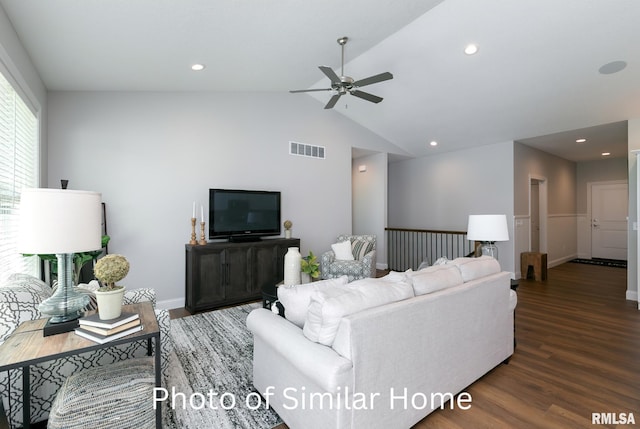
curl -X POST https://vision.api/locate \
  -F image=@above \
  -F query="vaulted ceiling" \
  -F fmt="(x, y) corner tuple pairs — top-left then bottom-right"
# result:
(1, 0), (638, 161)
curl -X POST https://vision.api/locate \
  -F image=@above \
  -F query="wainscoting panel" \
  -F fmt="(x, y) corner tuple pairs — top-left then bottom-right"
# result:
(547, 214), (578, 267)
(577, 214), (590, 258)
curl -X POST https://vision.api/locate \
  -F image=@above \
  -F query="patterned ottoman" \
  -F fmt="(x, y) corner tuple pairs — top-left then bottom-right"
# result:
(48, 358), (156, 429)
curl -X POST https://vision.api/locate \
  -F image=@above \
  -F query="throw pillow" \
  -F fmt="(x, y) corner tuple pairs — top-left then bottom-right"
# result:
(331, 241), (354, 261)
(408, 265), (463, 295)
(351, 238), (374, 260)
(303, 277), (414, 346)
(277, 276), (349, 328)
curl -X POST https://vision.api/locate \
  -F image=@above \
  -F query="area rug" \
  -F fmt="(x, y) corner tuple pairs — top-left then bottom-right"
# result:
(569, 258), (627, 268)
(163, 302), (282, 429)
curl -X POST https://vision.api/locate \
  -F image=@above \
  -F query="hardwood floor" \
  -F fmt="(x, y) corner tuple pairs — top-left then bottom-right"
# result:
(171, 263), (640, 428)
(415, 262), (639, 429)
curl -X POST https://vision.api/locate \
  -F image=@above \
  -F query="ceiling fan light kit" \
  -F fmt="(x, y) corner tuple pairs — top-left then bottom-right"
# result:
(290, 36), (393, 109)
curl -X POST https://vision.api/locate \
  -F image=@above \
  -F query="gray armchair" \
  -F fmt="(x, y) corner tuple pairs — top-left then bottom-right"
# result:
(320, 234), (376, 282)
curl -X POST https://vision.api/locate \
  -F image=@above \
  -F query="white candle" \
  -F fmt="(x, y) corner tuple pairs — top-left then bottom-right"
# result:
(192, 202), (195, 219)
(201, 205), (204, 223)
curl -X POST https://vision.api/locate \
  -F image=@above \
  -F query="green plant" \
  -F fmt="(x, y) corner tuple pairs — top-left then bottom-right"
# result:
(24, 235), (110, 285)
(301, 251), (320, 279)
(93, 254), (129, 291)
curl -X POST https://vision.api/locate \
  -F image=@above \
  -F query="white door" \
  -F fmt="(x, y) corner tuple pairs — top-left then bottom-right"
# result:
(591, 183), (628, 260)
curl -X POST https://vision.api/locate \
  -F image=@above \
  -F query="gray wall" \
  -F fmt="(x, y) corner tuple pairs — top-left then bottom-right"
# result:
(47, 91), (405, 308)
(576, 157), (627, 213)
(513, 143), (577, 269)
(388, 141), (515, 275)
(352, 152), (388, 269)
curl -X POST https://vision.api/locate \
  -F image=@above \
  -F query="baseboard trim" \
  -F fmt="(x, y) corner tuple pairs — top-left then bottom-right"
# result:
(158, 297), (184, 311)
(548, 254), (577, 269)
(625, 290), (638, 303)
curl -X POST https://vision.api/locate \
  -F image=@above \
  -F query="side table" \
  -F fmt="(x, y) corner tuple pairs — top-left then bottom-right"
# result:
(0, 302), (162, 429)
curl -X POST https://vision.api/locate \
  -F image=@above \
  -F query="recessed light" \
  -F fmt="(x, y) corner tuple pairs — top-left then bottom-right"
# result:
(576, 138), (586, 143)
(191, 64), (206, 71)
(429, 141), (438, 147)
(602, 152), (611, 156)
(464, 44), (479, 55)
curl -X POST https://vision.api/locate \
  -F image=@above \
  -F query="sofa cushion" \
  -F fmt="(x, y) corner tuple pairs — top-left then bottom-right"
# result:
(331, 240), (354, 261)
(449, 256), (501, 282)
(408, 265), (463, 295)
(303, 278), (414, 346)
(277, 276), (349, 328)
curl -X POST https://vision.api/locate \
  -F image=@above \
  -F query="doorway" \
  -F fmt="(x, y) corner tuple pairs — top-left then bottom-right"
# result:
(529, 176), (547, 253)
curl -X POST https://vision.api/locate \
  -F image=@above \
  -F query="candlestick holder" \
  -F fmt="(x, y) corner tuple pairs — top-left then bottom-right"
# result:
(189, 218), (197, 245)
(199, 221), (207, 245)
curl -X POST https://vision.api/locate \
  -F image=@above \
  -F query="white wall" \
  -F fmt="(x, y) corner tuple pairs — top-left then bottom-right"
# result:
(628, 119), (640, 304)
(352, 152), (388, 269)
(47, 91), (405, 309)
(388, 141), (515, 276)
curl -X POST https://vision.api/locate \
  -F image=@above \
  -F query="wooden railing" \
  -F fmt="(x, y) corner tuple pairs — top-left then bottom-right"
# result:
(386, 227), (476, 271)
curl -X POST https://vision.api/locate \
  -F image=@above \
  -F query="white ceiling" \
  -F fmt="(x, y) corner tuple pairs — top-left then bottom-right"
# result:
(1, 0), (639, 161)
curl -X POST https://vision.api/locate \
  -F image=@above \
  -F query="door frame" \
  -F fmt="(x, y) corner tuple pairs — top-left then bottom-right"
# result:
(529, 175), (548, 253)
(586, 179), (628, 259)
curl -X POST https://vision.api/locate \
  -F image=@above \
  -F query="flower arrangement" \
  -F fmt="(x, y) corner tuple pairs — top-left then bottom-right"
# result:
(301, 251), (320, 279)
(94, 254), (129, 291)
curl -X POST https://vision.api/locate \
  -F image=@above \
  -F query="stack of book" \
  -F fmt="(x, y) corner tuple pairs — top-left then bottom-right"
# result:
(75, 312), (142, 344)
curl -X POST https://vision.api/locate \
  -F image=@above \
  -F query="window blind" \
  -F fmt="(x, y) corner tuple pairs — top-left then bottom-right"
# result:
(0, 69), (39, 282)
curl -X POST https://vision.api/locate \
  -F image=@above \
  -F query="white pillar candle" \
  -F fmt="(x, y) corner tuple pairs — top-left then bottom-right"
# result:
(201, 205), (204, 223)
(192, 202), (195, 218)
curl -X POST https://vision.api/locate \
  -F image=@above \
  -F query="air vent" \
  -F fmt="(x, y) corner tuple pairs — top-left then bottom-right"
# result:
(289, 141), (325, 159)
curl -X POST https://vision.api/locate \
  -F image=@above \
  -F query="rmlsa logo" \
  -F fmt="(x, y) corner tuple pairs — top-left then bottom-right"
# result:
(592, 412), (635, 425)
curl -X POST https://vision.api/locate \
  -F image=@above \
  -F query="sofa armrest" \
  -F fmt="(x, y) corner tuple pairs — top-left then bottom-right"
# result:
(320, 250), (336, 279)
(247, 308), (352, 393)
(361, 250), (377, 278)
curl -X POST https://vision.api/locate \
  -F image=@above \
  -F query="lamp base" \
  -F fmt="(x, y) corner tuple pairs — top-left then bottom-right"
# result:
(480, 241), (498, 259)
(43, 317), (80, 337)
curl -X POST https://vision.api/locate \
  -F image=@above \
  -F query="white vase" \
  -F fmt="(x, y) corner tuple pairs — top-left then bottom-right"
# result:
(95, 287), (125, 320)
(283, 247), (301, 286)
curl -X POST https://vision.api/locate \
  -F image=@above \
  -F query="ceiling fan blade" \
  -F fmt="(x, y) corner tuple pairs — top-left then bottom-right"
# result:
(324, 93), (342, 109)
(289, 88), (332, 93)
(350, 90), (383, 104)
(353, 72), (393, 88)
(319, 66), (341, 84)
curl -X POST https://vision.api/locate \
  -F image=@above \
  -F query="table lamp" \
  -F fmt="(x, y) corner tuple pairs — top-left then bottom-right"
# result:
(466, 214), (509, 260)
(18, 188), (102, 336)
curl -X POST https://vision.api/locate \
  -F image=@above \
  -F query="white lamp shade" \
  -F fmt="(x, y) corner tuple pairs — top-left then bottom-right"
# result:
(466, 214), (509, 242)
(18, 188), (102, 254)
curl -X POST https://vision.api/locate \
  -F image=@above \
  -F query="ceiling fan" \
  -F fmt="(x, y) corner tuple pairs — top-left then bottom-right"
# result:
(289, 36), (393, 109)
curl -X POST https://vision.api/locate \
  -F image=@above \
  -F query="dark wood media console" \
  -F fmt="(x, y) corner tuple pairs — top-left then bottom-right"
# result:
(185, 237), (300, 313)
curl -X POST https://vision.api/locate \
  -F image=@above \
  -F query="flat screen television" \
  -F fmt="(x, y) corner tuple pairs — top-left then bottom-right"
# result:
(209, 189), (281, 241)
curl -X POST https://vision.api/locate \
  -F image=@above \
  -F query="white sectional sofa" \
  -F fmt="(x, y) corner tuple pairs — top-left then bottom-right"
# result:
(247, 256), (516, 429)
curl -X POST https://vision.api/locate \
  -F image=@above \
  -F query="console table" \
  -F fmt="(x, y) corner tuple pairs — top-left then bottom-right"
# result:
(185, 237), (300, 313)
(0, 302), (162, 429)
